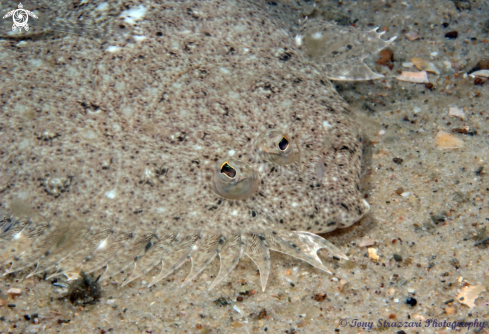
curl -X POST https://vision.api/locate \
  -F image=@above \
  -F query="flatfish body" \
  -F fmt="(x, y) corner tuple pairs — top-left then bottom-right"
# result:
(0, 0), (393, 291)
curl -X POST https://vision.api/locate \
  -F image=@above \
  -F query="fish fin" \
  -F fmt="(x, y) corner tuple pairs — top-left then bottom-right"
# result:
(103, 232), (155, 279)
(208, 234), (244, 291)
(121, 234), (178, 287)
(298, 20), (396, 81)
(243, 233), (271, 292)
(266, 230), (347, 273)
(182, 234), (222, 287)
(149, 233), (200, 286)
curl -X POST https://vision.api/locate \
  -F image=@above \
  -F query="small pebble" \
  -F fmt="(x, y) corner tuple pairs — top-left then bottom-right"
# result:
(367, 248), (380, 261)
(7, 288), (21, 296)
(393, 158), (403, 165)
(435, 130), (464, 149)
(393, 254), (403, 262)
(405, 31), (419, 40)
(359, 237), (375, 247)
(445, 31), (458, 39)
(396, 71), (429, 83)
(411, 58), (440, 74)
(405, 297), (417, 306)
(448, 106), (465, 119)
(395, 187), (404, 195)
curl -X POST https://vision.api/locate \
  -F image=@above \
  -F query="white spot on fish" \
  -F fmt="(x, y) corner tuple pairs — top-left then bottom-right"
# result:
(105, 189), (116, 199)
(120, 5), (147, 25)
(96, 238), (108, 250)
(294, 34), (303, 46)
(106, 46), (121, 53)
(323, 121), (332, 130)
(312, 31), (322, 39)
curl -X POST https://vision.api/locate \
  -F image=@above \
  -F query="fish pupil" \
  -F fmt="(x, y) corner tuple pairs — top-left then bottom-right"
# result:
(278, 136), (289, 151)
(220, 162), (237, 179)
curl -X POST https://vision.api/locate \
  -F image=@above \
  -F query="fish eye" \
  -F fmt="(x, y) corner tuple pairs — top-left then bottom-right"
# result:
(255, 130), (300, 165)
(212, 158), (259, 200)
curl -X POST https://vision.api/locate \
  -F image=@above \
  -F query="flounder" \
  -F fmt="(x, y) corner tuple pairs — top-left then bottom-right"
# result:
(0, 0), (394, 293)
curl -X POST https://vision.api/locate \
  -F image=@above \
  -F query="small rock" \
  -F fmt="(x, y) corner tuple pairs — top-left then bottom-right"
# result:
(313, 293), (327, 302)
(359, 237), (375, 247)
(396, 71), (429, 83)
(411, 58), (440, 74)
(435, 130), (464, 149)
(445, 31), (458, 39)
(393, 158), (403, 165)
(450, 258), (460, 269)
(424, 83), (434, 90)
(395, 187), (405, 196)
(7, 288), (21, 296)
(367, 247), (380, 261)
(457, 285), (486, 308)
(214, 297), (229, 307)
(405, 31), (419, 40)
(258, 308), (267, 319)
(393, 254), (403, 262)
(452, 127), (477, 135)
(376, 49), (395, 69)
(405, 297), (417, 306)
(448, 107), (465, 119)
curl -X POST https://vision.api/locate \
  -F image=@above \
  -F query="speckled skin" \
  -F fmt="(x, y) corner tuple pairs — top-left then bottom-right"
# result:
(0, 0), (374, 292)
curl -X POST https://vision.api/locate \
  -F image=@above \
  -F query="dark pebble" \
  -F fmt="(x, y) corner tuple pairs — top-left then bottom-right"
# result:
(452, 127), (477, 135)
(213, 297), (229, 306)
(445, 31), (459, 39)
(8, 304), (16, 307)
(393, 254), (403, 262)
(442, 22), (449, 28)
(405, 297), (417, 306)
(450, 258), (460, 268)
(237, 296), (244, 302)
(313, 293), (327, 302)
(396, 331), (407, 334)
(475, 166), (484, 175)
(393, 157), (403, 165)
(0, 316), (5, 321)
(258, 308), (267, 319)
(474, 77), (486, 86)
(425, 83), (434, 90)
(444, 298), (454, 304)
(24, 314), (31, 321)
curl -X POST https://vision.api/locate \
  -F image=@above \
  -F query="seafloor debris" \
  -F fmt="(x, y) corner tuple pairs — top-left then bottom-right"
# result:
(61, 271), (102, 306)
(470, 70), (489, 78)
(6, 288), (21, 296)
(411, 58), (440, 74)
(367, 247), (379, 261)
(396, 71), (429, 83)
(457, 285), (486, 308)
(448, 106), (465, 119)
(376, 49), (394, 69)
(435, 130), (464, 149)
(405, 31), (419, 40)
(359, 237), (375, 247)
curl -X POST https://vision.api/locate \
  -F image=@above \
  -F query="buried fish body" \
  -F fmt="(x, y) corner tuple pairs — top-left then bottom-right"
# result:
(0, 0), (394, 293)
